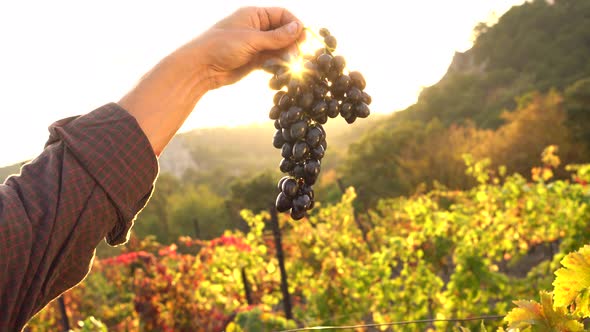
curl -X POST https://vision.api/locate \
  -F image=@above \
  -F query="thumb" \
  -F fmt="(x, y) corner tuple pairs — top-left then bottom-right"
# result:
(251, 21), (302, 51)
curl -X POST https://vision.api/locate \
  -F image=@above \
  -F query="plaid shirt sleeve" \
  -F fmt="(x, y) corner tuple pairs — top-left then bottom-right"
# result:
(0, 103), (159, 331)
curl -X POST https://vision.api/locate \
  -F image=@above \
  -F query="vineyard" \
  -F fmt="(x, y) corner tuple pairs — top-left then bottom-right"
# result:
(26, 149), (590, 331)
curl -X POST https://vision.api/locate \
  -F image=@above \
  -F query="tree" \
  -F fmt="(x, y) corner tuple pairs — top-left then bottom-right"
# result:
(133, 173), (180, 243)
(168, 185), (232, 240)
(564, 77), (590, 152)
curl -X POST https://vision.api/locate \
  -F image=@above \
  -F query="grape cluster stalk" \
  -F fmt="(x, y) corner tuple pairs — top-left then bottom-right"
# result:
(264, 28), (371, 220)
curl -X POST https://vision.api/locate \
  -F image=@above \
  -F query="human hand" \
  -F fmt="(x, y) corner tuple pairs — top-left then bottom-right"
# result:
(120, 7), (303, 156)
(174, 7), (304, 90)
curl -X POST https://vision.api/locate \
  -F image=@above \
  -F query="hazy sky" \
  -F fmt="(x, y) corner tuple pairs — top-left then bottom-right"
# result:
(0, 0), (526, 167)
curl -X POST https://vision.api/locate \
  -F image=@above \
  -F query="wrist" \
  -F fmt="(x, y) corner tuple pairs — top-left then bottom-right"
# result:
(172, 31), (225, 91)
(119, 52), (211, 156)
(158, 51), (211, 103)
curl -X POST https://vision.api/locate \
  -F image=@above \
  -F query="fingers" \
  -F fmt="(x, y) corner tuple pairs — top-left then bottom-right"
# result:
(256, 7), (300, 31)
(249, 21), (303, 52)
(253, 7), (305, 53)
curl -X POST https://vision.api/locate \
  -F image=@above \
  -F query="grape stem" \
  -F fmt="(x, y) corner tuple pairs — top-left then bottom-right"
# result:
(304, 27), (328, 47)
(294, 40), (303, 57)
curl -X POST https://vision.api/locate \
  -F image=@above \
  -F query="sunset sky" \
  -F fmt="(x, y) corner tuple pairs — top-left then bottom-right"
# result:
(0, 0), (526, 167)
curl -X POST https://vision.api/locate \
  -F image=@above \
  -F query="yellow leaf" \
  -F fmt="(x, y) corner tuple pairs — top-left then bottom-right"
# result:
(553, 245), (590, 317)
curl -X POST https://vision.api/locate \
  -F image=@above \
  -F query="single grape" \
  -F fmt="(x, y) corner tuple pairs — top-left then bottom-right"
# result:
(327, 99), (340, 118)
(273, 130), (285, 148)
(305, 126), (324, 147)
(281, 142), (293, 159)
(315, 114), (328, 124)
(311, 145), (325, 160)
(293, 194), (312, 210)
(279, 112), (290, 129)
(347, 87), (362, 103)
(335, 75), (351, 91)
(277, 176), (290, 191)
(274, 91), (287, 105)
(282, 127), (293, 142)
(361, 91), (372, 105)
(319, 27), (330, 37)
(315, 123), (326, 137)
(274, 119), (281, 129)
(340, 102), (353, 118)
(282, 178), (299, 198)
(324, 35), (337, 51)
(290, 121), (308, 140)
(292, 141), (310, 161)
(311, 100), (328, 117)
(292, 164), (305, 178)
(269, 105), (281, 120)
(278, 93), (293, 110)
(290, 206), (306, 220)
(303, 172), (318, 185)
(344, 115), (357, 124)
(275, 192), (293, 212)
(279, 158), (295, 173)
(349, 71), (367, 90)
(316, 53), (333, 73)
(286, 106), (303, 123)
(354, 102), (370, 118)
(304, 159), (321, 176)
(331, 56), (346, 73)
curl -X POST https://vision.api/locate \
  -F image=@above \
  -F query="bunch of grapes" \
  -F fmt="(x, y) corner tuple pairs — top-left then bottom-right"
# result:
(264, 28), (371, 220)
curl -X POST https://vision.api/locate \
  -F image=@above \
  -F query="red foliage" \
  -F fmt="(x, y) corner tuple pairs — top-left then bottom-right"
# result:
(574, 176), (588, 186)
(158, 243), (178, 257)
(100, 251), (154, 266)
(208, 235), (252, 252)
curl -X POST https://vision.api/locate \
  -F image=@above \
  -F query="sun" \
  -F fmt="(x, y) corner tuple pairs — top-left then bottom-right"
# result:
(287, 56), (306, 78)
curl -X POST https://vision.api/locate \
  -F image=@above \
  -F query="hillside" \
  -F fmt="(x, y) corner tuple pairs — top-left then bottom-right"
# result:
(343, 0), (590, 206)
(406, 0), (590, 128)
(0, 163), (22, 183)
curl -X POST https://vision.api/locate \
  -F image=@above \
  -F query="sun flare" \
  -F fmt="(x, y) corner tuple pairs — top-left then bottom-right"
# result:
(287, 56), (306, 78)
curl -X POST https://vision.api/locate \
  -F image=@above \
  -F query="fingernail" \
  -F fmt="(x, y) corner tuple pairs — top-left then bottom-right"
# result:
(286, 21), (299, 35)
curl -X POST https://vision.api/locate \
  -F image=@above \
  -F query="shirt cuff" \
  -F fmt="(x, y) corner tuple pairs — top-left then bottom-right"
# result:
(45, 103), (159, 245)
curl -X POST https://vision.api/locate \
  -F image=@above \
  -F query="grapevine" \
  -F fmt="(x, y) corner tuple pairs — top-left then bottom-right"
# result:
(264, 27), (372, 220)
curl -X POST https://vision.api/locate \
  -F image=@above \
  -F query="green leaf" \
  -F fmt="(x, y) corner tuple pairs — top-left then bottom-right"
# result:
(480, 321), (488, 332)
(553, 245), (590, 317)
(505, 291), (583, 332)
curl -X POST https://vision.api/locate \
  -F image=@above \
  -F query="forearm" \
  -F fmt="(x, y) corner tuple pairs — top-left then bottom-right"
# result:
(119, 52), (211, 156)
(0, 104), (157, 330)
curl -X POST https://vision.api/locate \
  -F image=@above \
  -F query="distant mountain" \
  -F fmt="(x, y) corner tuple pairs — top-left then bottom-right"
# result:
(342, 0), (590, 205)
(159, 114), (384, 179)
(0, 163), (22, 183)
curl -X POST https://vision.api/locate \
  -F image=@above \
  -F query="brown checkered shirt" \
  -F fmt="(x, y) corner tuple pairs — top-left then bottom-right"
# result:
(0, 103), (158, 331)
